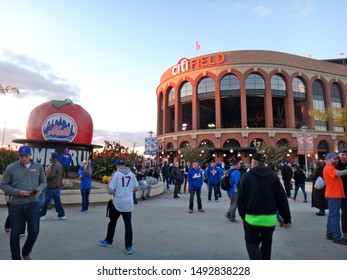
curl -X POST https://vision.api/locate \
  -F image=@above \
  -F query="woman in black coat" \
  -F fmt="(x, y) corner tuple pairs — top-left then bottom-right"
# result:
(311, 160), (328, 216)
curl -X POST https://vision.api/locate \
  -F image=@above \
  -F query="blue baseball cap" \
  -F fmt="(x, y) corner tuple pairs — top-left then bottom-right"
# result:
(18, 146), (32, 155)
(326, 153), (338, 160)
(115, 159), (125, 166)
(338, 149), (347, 154)
(51, 152), (59, 159)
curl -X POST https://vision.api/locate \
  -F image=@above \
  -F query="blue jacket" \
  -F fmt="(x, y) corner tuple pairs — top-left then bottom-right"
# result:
(228, 168), (241, 195)
(204, 166), (221, 184)
(60, 148), (72, 167)
(78, 166), (92, 190)
(188, 168), (203, 191)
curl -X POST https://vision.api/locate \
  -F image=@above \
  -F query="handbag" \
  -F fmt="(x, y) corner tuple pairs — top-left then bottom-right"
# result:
(314, 176), (325, 189)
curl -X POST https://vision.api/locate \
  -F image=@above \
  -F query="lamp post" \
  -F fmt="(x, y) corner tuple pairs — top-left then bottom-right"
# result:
(148, 130), (154, 167)
(301, 125), (308, 175)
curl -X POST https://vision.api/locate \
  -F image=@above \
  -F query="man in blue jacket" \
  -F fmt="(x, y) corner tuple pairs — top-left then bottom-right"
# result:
(226, 160), (241, 222)
(187, 161), (205, 213)
(60, 147), (72, 178)
(204, 161), (220, 202)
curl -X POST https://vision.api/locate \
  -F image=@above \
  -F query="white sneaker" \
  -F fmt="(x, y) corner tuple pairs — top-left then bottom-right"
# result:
(40, 216), (46, 221)
(57, 216), (66, 220)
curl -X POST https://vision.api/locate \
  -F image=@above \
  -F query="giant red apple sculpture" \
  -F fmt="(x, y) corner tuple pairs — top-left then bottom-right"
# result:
(26, 99), (93, 145)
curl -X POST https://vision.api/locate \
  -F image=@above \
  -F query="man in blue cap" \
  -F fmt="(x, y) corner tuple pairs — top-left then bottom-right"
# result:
(0, 145), (46, 260)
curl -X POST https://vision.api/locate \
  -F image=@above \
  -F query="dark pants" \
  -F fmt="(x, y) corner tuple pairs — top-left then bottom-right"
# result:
(105, 202), (133, 248)
(189, 189), (202, 210)
(40, 188), (65, 218)
(283, 180), (291, 198)
(9, 202), (40, 260)
(208, 183), (219, 201)
(243, 220), (275, 260)
(174, 180), (182, 197)
(63, 166), (70, 178)
(81, 189), (90, 211)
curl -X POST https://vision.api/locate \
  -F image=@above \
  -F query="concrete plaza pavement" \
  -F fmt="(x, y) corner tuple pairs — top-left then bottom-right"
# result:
(0, 182), (347, 260)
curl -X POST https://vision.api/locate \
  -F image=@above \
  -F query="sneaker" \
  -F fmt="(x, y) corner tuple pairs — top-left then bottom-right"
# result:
(57, 216), (66, 220)
(326, 234), (333, 240)
(188, 209), (193, 213)
(22, 254), (31, 260)
(98, 240), (112, 248)
(303, 200), (308, 203)
(5, 228), (10, 233)
(198, 208), (205, 213)
(40, 216), (46, 221)
(124, 247), (133, 254)
(333, 239), (347, 245)
(80, 210), (88, 213)
(20, 234), (26, 239)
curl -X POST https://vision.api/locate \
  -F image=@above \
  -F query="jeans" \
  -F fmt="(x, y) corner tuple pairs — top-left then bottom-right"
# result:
(189, 189), (202, 210)
(227, 193), (239, 220)
(141, 184), (152, 198)
(243, 220), (275, 260)
(105, 203), (133, 248)
(81, 189), (90, 211)
(174, 180), (182, 197)
(40, 188), (65, 218)
(326, 197), (342, 241)
(341, 198), (347, 235)
(162, 176), (170, 190)
(9, 202), (40, 259)
(208, 183), (219, 201)
(294, 183), (307, 200)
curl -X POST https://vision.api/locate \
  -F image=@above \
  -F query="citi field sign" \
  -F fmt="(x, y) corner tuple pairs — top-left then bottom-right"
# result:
(171, 53), (225, 76)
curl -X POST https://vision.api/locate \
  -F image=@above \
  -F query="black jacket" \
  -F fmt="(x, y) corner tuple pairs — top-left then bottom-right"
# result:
(238, 165), (291, 224)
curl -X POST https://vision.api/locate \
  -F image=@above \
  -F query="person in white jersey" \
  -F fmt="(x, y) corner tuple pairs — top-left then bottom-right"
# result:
(98, 158), (138, 254)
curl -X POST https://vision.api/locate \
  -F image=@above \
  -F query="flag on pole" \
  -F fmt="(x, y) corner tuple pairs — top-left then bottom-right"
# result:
(196, 41), (200, 51)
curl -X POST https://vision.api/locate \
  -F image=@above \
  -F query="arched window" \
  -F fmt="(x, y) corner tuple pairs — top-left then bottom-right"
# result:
(180, 141), (190, 149)
(197, 77), (215, 99)
(166, 142), (174, 150)
(292, 77), (306, 100)
(168, 87), (175, 106)
(271, 74), (287, 96)
(223, 139), (241, 149)
(180, 82), (192, 103)
(312, 80), (327, 131)
(199, 139), (215, 149)
(331, 83), (344, 132)
(220, 74), (240, 97)
(246, 73), (265, 95)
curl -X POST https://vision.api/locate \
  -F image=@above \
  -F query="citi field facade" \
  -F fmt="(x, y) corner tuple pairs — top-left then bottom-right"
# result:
(156, 50), (347, 165)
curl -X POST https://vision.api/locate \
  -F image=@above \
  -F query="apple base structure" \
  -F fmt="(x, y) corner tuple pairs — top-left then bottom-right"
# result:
(156, 50), (347, 166)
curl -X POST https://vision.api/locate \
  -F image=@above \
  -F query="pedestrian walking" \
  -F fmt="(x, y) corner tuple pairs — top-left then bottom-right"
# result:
(98, 159), (139, 254)
(237, 153), (291, 260)
(0, 145), (46, 260)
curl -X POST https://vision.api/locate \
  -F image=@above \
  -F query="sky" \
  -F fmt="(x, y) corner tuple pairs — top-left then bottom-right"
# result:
(0, 0), (346, 152)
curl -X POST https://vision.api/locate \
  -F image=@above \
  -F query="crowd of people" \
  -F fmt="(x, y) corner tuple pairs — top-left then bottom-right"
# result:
(1, 145), (347, 260)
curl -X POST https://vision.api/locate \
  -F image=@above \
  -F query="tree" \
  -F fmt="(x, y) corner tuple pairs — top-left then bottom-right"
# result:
(180, 146), (210, 164)
(91, 141), (144, 180)
(0, 85), (20, 94)
(255, 141), (291, 165)
(309, 107), (347, 136)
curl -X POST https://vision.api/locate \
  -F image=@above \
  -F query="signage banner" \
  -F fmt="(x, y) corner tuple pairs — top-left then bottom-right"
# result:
(144, 137), (157, 156)
(297, 133), (314, 155)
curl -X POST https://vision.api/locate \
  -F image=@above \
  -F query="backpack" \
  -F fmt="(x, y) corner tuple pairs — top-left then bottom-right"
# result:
(221, 169), (235, 191)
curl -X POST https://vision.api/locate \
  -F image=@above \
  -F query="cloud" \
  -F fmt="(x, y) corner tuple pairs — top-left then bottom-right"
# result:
(92, 129), (149, 151)
(249, 5), (273, 16)
(0, 48), (81, 100)
(282, 1), (315, 17)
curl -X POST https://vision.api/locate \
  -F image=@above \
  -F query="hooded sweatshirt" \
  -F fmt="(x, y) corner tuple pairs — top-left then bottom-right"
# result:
(237, 165), (291, 226)
(108, 166), (139, 212)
